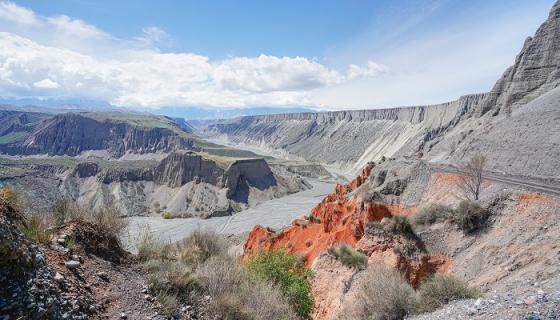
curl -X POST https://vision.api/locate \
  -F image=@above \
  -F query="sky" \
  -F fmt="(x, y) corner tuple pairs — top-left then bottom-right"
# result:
(0, 0), (555, 111)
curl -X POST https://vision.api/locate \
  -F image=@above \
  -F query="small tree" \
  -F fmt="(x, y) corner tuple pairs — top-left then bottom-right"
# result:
(457, 154), (486, 200)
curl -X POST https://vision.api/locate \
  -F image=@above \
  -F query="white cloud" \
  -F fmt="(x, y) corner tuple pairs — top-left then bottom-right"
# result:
(33, 78), (60, 89)
(0, 2), (385, 108)
(0, 1), (37, 25)
(346, 62), (388, 80)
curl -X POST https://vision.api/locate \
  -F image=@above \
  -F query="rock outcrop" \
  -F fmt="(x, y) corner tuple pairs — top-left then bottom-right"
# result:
(60, 152), (306, 218)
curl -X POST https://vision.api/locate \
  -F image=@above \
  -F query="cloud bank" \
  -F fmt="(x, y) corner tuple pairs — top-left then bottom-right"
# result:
(0, 1), (385, 108)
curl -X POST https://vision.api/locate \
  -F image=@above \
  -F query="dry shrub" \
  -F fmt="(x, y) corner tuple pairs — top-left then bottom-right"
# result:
(90, 206), (128, 239)
(0, 187), (23, 210)
(343, 263), (414, 320)
(177, 229), (226, 265)
(49, 198), (86, 226)
(21, 215), (50, 243)
(386, 216), (416, 237)
(451, 200), (489, 233)
(413, 274), (482, 313)
(157, 292), (179, 317)
(412, 204), (453, 226)
(197, 255), (297, 320)
(328, 244), (368, 269)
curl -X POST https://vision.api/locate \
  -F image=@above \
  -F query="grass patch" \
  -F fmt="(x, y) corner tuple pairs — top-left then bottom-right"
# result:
(162, 211), (175, 219)
(21, 215), (50, 244)
(0, 132), (27, 145)
(247, 250), (314, 319)
(413, 274), (482, 313)
(328, 244), (368, 270)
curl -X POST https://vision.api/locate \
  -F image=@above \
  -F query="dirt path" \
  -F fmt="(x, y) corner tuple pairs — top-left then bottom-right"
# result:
(433, 164), (560, 197)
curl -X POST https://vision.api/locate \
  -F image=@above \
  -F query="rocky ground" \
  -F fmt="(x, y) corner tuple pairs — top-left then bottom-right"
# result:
(0, 201), (210, 320)
(409, 278), (560, 320)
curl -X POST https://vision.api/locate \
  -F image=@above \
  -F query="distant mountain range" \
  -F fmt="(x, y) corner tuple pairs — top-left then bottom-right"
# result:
(0, 98), (316, 120)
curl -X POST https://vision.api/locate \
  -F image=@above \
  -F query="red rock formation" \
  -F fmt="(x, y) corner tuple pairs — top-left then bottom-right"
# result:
(244, 164), (448, 276)
(244, 164), (386, 264)
(244, 164), (452, 319)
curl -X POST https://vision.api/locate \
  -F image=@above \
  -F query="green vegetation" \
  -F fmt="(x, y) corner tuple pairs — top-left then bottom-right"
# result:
(161, 211), (175, 219)
(413, 274), (482, 313)
(328, 244), (368, 270)
(137, 230), (298, 319)
(84, 111), (191, 137)
(0, 132), (27, 145)
(342, 263), (414, 320)
(343, 263), (481, 319)
(247, 250), (314, 319)
(198, 255), (297, 320)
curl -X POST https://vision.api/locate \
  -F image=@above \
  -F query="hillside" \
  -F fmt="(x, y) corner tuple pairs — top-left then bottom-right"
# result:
(200, 1), (560, 180)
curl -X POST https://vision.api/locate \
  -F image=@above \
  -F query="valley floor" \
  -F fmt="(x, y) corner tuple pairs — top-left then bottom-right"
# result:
(122, 179), (336, 252)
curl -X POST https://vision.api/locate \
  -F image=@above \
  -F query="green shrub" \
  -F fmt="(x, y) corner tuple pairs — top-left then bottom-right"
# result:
(413, 204), (453, 226)
(162, 211), (174, 219)
(451, 200), (489, 233)
(247, 250), (314, 319)
(342, 263), (414, 320)
(328, 244), (368, 269)
(413, 274), (482, 313)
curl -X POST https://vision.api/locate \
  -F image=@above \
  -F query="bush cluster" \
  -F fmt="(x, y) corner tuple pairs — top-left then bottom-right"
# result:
(247, 250), (314, 319)
(413, 274), (482, 313)
(412, 204), (453, 226)
(413, 201), (490, 233)
(138, 229), (303, 319)
(342, 264), (414, 320)
(343, 265), (482, 319)
(328, 244), (368, 270)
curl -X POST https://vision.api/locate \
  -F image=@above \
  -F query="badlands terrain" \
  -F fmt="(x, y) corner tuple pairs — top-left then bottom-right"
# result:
(1, 1), (560, 320)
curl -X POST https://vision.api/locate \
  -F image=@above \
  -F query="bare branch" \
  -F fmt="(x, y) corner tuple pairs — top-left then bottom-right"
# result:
(456, 154), (486, 201)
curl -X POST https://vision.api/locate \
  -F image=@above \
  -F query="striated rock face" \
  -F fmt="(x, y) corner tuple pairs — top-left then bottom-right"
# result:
(154, 152), (224, 187)
(202, 1), (560, 179)
(60, 152), (305, 218)
(479, 1), (560, 115)
(1, 113), (196, 157)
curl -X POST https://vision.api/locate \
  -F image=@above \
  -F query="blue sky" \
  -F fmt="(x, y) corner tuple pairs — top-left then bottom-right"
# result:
(0, 0), (555, 110)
